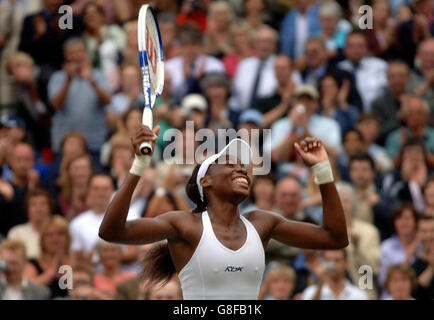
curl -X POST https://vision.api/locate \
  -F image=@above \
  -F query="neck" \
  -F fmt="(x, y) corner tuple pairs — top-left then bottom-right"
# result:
(207, 199), (239, 227)
(31, 220), (44, 233)
(328, 277), (345, 294)
(398, 233), (415, 245)
(256, 199), (273, 211)
(92, 207), (106, 215)
(103, 266), (119, 277)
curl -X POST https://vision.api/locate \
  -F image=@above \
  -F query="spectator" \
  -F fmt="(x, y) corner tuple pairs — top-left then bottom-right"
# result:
(222, 21), (254, 79)
(355, 114), (394, 174)
(394, 5), (431, 67)
(0, 240), (50, 300)
(93, 240), (136, 299)
(243, 0), (267, 32)
(122, 20), (139, 64)
(364, 0), (397, 59)
(410, 38), (434, 116)
(258, 264), (296, 300)
(107, 134), (134, 188)
(302, 249), (368, 300)
(7, 189), (53, 259)
(0, 115), (28, 176)
(105, 62), (143, 133)
(204, 1), (235, 58)
(24, 215), (73, 299)
(71, 0), (132, 25)
(424, 176), (434, 217)
(337, 30), (388, 112)
(292, 247), (322, 297)
(0, 143), (40, 237)
(69, 174), (115, 264)
(81, 2), (126, 91)
(202, 73), (232, 131)
(379, 203), (422, 286)
(180, 94), (208, 131)
(318, 75), (359, 134)
(269, 84), (342, 170)
(254, 54), (297, 129)
(412, 225), (434, 299)
(317, 1), (351, 58)
(385, 95), (434, 159)
(5, 52), (50, 151)
(140, 276), (183, 300)
(158, 13), (180, 61)
(348, 154), (381, 224)
(18, 0), (83, 72)
(46, 131), (89, 194)
(280, 0), (321, 60)
(56, 153), (93, 220)
(229, 25), (279, 114)
(241, 174), (276, 213)
(144, 164), (190, 218)
(371, 60), (411, 144)
(382, 138), (432, 215)
(336, 181), (381, 299)
(337, 128), (366, 182)
(176, 0), (208, 32)
(265, 176), (305, 265)
(165, 24), (225, 100)
(384, 263), (417, 300)
(48, 37), (112, 157)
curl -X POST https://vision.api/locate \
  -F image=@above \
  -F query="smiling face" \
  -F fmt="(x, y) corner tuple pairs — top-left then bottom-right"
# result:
(202, 155), (251, 203)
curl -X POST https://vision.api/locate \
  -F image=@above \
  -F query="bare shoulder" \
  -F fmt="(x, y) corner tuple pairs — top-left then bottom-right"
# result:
(155, 210), (203, 239)
(243, 209), (282, 241)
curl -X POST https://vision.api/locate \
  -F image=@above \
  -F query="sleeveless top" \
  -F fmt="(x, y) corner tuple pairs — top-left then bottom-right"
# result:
(178, 211), (265, 300)
(28, 258), (69, 299)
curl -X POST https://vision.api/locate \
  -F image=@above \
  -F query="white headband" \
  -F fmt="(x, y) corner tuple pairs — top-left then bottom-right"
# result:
(196, 138), (252, 202)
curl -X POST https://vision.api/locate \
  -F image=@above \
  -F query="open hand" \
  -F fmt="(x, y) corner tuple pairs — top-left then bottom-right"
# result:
(294, 137), (329, 166)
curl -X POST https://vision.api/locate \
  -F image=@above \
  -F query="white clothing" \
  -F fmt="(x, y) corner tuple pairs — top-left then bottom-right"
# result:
(178, 211), (265, 300)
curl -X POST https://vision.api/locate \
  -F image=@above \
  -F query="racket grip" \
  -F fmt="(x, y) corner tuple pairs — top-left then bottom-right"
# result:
(140, 107), (153, 155)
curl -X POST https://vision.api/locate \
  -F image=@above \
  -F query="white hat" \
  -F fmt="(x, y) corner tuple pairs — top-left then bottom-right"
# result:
(181, 94), (208, 116)
(196, 138), (252, 202)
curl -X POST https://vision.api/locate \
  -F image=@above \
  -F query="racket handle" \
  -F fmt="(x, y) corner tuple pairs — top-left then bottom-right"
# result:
(140, 107), (153, 156)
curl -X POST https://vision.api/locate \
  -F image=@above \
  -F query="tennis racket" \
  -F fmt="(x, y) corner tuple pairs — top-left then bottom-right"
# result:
(137, 4), (165, 155)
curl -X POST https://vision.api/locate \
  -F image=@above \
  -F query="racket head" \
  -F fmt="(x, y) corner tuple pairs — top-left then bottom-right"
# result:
(138, 4), (165, 109)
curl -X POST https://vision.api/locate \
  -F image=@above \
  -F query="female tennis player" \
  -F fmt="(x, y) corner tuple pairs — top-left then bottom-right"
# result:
(99, 125), (348, 300)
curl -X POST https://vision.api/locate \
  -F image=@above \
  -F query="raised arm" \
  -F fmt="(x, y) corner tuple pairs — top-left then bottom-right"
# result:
(98, 125), (180, 245)
(269, 137), (348, 249)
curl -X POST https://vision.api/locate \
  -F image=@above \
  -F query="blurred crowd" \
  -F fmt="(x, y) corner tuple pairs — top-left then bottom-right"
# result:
(0, 0), (434, 300)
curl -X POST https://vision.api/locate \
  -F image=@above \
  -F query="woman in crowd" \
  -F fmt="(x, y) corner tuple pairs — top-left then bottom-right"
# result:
(424, 176), (434, 217)
(384, 263), (417, 300)
(7, 189), (53, 259)
(57, 154), (93, 220)
(24, 216), (74, 299)
(204, 1), (235, 58)
(379, 204), (421, 286)
(93, 240), (137, 299)
(258, 264), (297, 300)
(81, 2), (126, 90)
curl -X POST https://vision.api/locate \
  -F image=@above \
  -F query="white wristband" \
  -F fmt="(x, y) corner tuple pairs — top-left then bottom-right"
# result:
(312, 160), (334, 185)
(129, 155), (151, 176)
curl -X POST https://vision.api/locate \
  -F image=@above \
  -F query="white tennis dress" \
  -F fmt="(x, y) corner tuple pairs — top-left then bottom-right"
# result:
(178, 211), (265, 300)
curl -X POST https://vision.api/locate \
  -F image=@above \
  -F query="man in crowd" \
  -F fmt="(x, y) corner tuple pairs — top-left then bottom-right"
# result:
(0, 143), (40, 237)
(165, 24), (225, 101)
(69, 174), (115, 264)
(48, 37), (112, 158)
(0, 240), (50, 300)
(302, 249), (369, 300)
(337, 30), (388, 112)
(371, 60), (411, 144)
(229, 25), (279, 115)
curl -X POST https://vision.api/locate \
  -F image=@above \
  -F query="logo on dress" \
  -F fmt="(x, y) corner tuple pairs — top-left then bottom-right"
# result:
(225, 266), (244, 272)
